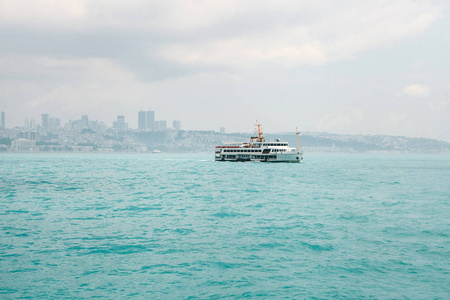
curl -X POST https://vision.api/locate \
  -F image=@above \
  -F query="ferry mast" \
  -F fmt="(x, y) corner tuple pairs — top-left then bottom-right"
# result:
(255, 121), (264, 142)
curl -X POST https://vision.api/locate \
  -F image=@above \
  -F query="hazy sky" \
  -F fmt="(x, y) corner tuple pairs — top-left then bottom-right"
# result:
(1, 0), (449, 140)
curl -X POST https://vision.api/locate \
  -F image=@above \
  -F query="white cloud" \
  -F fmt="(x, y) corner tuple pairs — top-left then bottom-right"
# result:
(316, 109), (363, 132)
(159, 39), (327, 68)
(157, 1), (442, 67)
(0, 1), (442, 67)
(401, 84), (431, 98)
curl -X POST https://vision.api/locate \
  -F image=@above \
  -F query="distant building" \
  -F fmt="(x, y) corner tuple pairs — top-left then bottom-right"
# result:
(153, 121), (160, 131)
(12, 138), (36, 151)
(49, 117), (60, 130)
(41, 113), (49, 129)
(70, 120), (82, 130)
(81, 115), (89, 128)
(147, 110), (155, 131)
(0, 111), (5, 129)
(19, 132), (40, 141)
(220, 127), (225, 134)
(173, 120), (181, 130)
(159, 120), (167, 131)
(113, 115), (128, 131)
(138, 110), (155, 131)
(138, 111), (147, 131)
(89, 120), (99, 131)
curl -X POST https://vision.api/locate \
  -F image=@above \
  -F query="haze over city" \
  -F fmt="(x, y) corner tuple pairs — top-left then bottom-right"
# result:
(1, 0), (449, 141)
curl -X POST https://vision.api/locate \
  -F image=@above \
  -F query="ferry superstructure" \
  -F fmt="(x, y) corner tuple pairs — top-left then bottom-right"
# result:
(215, 122), (303, 163)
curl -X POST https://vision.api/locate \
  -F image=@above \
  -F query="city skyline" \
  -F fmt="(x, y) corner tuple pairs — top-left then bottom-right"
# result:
(0, 110), (182, 132)
(1, 1), (449, 141)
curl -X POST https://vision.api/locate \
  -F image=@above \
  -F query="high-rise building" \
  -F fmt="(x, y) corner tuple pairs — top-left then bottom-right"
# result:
(153, 121), (160, 131)
(49, 117), (60, 130)
(81, 115), (89, 128)
(41, 113), (49, 129)
(159, 120), (167, 131)
(146, 110), (155, 131)
(113, 115), (128, 131)
(138, 109), (155, 131)
(0, 111), (5, 129)
(138, 111), (146, 131)
(220, 127), (225, 134)
(173, 120), (181, 130)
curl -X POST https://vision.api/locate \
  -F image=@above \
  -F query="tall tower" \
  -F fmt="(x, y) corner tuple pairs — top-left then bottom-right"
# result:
(138, 110), (146, 131)
(0, 111), (5, 129)
(146, 110), (155, 131)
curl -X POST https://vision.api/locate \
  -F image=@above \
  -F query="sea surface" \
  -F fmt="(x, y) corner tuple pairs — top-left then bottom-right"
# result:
(0, 153), (449, 299)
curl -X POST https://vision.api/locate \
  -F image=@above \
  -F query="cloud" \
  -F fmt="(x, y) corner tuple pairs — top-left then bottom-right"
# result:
(401, 84), (431, 98)
(156, 1), (442, 67)
(316, 109), (363, 132)
(0, 0), (87, 29)
(0, 1), (443, 69)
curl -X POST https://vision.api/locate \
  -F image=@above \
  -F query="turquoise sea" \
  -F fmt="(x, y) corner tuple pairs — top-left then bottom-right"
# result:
(1, 153), (449, 299)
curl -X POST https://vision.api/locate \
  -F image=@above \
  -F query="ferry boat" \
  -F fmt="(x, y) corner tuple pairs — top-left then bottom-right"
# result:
(215, 122), (303, 163)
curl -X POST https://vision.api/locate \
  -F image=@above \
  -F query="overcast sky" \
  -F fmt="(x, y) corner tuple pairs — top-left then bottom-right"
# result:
(1, 0), (449, 140)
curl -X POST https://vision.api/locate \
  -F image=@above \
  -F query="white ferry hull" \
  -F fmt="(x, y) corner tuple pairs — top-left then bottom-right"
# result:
(215, 151), (303, 163)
